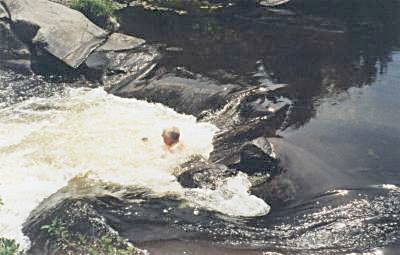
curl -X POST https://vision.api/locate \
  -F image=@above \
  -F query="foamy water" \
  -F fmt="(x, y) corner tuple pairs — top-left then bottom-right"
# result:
(0, 88), (270, 248)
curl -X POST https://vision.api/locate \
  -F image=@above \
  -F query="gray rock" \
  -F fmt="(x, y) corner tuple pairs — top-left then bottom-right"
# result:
(233, 137), (280, 176)
(97, 33), (145, 52)
(85, 44), (160, 84)
(258, 0), (290, 6)
(177, 157), (237, 189)
(1, 0), (108, 68)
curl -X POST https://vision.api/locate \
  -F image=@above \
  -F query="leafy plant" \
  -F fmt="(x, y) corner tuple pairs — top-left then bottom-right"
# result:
(41, 217), (142, 254)
(40, 218), (69, 241)
(0, 199), (21, 255)
(0, 238), (20, 255)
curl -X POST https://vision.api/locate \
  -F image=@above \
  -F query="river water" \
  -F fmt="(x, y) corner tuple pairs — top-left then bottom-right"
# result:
(1, 1), (400, 255)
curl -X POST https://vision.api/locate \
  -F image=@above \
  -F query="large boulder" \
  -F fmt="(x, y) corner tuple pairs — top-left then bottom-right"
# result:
(1, 0), (108, 68)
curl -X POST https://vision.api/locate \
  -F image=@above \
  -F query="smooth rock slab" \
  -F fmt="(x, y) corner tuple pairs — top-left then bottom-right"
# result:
(111, 74), (240, 116)
(1, 0), (108, 68)
(97, 32), (145, 52)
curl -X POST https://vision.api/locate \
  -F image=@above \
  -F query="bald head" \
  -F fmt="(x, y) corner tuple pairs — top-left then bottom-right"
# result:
(162, 127), (180, 147)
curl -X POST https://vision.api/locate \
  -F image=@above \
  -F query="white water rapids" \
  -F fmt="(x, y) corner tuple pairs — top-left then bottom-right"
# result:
(0, 87), (270, 248)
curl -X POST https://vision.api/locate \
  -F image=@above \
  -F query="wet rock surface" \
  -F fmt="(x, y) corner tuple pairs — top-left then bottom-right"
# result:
(24, 199), (111, 254)
(23, 181), (148, 255)
(111, 73), (240, 116)
(22, 183), (221, 253)
(177, 157), (237, 189)
(84, 44), (160, 84)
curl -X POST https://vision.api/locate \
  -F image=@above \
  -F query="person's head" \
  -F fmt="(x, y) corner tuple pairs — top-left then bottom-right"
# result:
(162, 127), (180, 147)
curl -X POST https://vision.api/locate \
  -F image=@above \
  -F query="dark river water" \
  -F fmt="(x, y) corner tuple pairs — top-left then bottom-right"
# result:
(1, 1), (400, 255)
(117, 2), (400, 254)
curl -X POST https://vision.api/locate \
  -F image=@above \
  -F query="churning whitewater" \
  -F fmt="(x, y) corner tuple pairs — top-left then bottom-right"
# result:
(0, 87), (270, 248)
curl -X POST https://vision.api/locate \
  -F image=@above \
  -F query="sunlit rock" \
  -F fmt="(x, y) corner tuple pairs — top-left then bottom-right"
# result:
(1, 0), (108, 68)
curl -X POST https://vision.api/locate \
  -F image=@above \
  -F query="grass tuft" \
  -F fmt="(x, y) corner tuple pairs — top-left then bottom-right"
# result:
(0, 238), (20, 255)
(70, 0), (118, 26)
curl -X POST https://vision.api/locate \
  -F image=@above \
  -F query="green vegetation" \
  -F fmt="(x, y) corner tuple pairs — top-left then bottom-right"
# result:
(0, 198), (21, 255)
(41, 218), (142, 255)
(0, 239), (20, 255)
(135, 0), (225, 14)
(70, 0), (119, 26)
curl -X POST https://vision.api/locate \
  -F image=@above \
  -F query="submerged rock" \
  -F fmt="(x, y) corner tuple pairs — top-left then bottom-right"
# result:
(1, 0), (108, 68)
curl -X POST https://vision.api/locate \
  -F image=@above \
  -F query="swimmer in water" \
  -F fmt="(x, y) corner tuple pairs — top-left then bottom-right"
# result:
(162, 127), (180, 146)
(162, 127), (183, 152)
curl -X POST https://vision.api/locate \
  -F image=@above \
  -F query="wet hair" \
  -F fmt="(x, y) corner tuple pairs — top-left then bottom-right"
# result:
(162, 127), (180, 146)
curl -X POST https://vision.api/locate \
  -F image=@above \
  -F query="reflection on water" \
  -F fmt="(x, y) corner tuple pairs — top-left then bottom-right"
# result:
(117, 0), (400, 192)
(118, 0), (400, 129)
(115, 2), (400, 254)
(276, 52), (400, 194)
